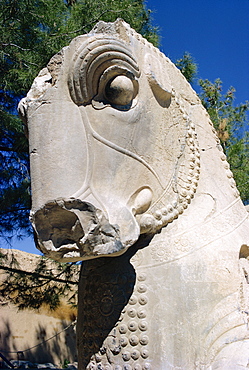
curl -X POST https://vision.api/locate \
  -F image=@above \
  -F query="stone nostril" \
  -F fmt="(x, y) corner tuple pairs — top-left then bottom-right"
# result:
(32, 201), (84, 249)
(31, 198), (125, 262)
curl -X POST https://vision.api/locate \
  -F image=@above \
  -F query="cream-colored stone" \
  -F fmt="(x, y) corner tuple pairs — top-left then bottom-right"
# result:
(19, 19), (249, 369)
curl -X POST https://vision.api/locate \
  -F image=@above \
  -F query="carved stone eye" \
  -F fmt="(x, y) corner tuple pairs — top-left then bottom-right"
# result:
(105, 75), (135, 106)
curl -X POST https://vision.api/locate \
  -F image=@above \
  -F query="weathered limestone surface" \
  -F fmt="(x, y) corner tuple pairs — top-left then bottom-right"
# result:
(19, 20), (249, 369)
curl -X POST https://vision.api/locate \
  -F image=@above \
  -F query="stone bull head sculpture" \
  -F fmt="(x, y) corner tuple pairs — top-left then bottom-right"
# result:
(19, 20), (249, 369)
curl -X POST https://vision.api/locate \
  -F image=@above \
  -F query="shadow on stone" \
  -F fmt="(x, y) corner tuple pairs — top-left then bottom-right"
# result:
(77, 234), (153, 368)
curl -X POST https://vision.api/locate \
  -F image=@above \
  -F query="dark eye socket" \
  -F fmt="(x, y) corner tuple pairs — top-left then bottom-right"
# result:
(104, 75), (135, 106)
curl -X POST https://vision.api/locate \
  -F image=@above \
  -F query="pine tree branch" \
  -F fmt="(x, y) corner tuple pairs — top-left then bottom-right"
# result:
(1, 51), (39, 67)
(0, 146), (17, 152)
(0, 208), (30, 214)
(50, 6), (132, 38)
(0, 265), (78, 285)
(1, 43), (31, 51)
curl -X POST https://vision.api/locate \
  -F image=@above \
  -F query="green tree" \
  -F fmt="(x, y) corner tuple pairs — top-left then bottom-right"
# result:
(176, 53), (249, 204)
(0, 249), (79, 310)
(199, 78), (249, 203)
(175, 52), (198, 85)
(0, 0), (159, 242)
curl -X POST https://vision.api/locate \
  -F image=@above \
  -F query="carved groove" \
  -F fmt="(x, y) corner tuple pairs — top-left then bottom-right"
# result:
(68, 37), (140, 105)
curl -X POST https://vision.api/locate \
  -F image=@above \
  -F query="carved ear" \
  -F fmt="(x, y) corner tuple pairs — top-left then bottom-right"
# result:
(145, 54), (172, 108)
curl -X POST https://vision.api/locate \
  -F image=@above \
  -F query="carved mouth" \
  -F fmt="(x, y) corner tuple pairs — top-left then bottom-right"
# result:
(31, 198), (125, 262)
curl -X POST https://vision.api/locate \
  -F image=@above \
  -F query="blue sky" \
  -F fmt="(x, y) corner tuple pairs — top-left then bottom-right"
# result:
(5, 0), (249, 255)
(147, 0), (249, 104)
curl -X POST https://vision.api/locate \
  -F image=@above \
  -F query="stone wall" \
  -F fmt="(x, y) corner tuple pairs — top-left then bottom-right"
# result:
(0, 249), (78, 366)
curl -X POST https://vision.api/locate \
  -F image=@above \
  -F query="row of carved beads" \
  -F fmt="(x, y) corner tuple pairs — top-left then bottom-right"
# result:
(86, 273), (150, 368)
(87, 363), (151, 370)
(219, 150), (240, 198)
(119, 273), (149, 349)
(119, 333), (149, 347)
(113, 273), (149, 365)
(139, 92), (200, 233)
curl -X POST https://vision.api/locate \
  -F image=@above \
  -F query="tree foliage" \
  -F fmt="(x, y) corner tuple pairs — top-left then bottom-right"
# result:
(199, 78), (249, 203)
(0, 0), (159, 241)
(175, 52), (198, 85)
(0, 249), (79, 310)
(177, 53), (249, 204)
